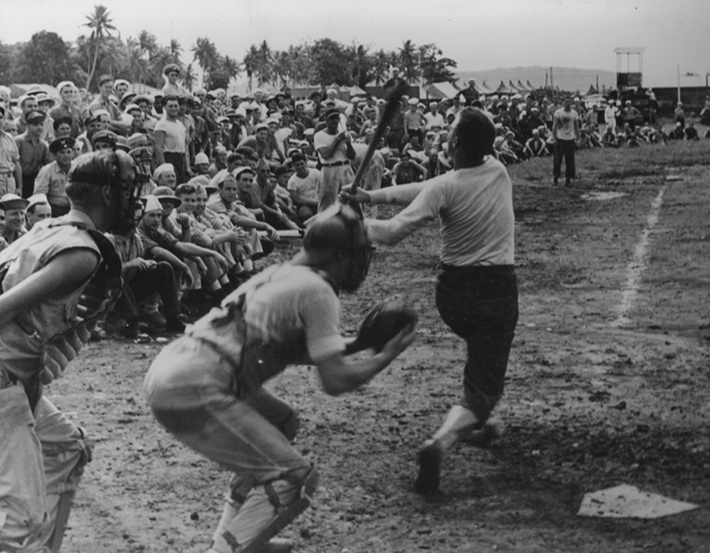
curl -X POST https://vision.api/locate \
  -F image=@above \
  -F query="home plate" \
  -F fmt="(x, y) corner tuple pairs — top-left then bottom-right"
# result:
(577, 484), (699, 519)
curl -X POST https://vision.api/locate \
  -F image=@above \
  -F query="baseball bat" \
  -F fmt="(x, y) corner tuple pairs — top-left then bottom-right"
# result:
(348, 80), (409, 195)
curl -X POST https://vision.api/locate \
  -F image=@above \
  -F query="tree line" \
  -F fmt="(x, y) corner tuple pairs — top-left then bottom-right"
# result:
(0, 5), (457, 93)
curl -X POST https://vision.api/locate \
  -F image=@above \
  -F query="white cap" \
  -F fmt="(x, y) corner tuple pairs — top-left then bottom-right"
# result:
(142, 195), (162, 213)
(194, 152), (209, 165)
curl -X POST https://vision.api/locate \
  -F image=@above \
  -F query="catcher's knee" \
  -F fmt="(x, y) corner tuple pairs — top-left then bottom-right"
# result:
(44, 427), (92, 495)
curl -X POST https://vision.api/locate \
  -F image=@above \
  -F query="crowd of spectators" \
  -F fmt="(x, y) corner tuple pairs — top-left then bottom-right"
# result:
(1, 68), (708, 337)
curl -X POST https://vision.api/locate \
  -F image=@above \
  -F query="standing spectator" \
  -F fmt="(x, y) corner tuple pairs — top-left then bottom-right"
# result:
(403, 98), (427, 145)
(604, 100), (619, 132)
(162, 64), (190, 98)
(0, 105), (22, 196)
(13, 95), (39, 135)
(50, 81), (83, 138)
(15, 111), (50, 198)
(424, 102), (445, 132)
(551, 97), (580, 187)
(85, 75), (129, 135)
(314, 108), (355, 211)
(34, 137), (75, 216)
(154, 96), (190, 185)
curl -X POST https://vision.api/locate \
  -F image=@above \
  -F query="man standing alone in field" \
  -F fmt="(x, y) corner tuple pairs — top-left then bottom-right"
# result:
(551, 97), (580, 187)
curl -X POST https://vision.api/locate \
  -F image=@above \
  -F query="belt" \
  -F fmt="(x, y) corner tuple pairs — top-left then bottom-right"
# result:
(322, 161), (349, 167)
(439, 263), (514, 273)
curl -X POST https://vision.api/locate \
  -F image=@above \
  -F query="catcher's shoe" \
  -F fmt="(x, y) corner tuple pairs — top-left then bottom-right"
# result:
(239, 468), (318, 553)
(459, 422), (500, 448)
(414, 440), (443, 496)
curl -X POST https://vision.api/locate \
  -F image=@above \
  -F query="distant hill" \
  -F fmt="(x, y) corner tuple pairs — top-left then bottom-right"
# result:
(456, 66), (616, 95)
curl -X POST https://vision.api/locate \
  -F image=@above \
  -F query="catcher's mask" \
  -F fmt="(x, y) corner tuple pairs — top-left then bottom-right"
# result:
(68, 150), (143, 234)
(303, 203), (372, 293)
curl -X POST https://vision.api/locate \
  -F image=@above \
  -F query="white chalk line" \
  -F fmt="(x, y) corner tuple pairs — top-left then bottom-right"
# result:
(610, 185), (667, 327)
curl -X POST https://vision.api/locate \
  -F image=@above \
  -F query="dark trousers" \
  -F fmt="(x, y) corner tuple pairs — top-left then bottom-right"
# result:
(553, 139), (576, 180)
(21, 173), (38, 198)
(118, 261), (180, 320)
(163, 152), (187, 185)
(435, 265), (519, 423)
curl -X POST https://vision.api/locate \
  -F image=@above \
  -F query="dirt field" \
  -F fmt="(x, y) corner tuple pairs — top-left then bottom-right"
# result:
(51, 139), (709, 553)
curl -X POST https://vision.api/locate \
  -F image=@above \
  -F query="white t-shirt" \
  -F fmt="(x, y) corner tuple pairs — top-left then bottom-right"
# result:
(154, 117), (186, 153)
(367, 156), (515, 267)
(553, 108), (579, 141)
(287, 168), (320, 202)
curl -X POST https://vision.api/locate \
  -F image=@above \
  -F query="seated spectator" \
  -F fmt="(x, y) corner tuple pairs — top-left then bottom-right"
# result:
(237, 163), (299, 230)
(524, 129), (550, 157)
(669, 122), (685, 140)
(392, 151), (427, 184)
(208, 146), (228, 178)
(684, 121), (699, 140)
(602, 126), (621, 148)
(272, 164), (300, 226)
(503, 131), (526, 160)
(493, 135), (518, 165)
(206, 169), (278, 256)
(193, 151), (210, 176)
(153, 163), (178, 190)
(138, 192), (230, 306)
(24, 193), (51, 231)
(287, 152), (319, 223)
(190, 183), (255, 285)
(108, 198), (186, 337)
(0, 194), (28, 244)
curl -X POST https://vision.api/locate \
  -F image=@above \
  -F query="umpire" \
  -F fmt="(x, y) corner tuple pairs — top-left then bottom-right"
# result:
(0, 150), (141, 552)
(344, 107), (519, 496)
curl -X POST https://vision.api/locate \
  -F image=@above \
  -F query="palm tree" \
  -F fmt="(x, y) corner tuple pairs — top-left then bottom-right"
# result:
(398, 39), (419, 82)
(372, 49), (390, 85)
(84, 4), (116, 90)
(138, 30), (157, 58)
(272, 50), (292, 89)
(351, 44), (371, 89)
(243, 44), (258, 92)
(125, 38), (151, 89)
(255, 40), (273, 86)
(169, 39), (182, 64)
(192, 37), (219, 87)
(183, 63), (196, 91)
(223, 56), (242, 82)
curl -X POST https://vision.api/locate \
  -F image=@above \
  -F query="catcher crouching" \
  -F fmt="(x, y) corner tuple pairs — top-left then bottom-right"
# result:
(0, 150), (141, 552)
(144, 204), (416, 553)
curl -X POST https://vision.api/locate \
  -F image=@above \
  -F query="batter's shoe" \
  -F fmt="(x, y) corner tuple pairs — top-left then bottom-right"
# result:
(414, 440), (443, 496)
(459, 422), (500, 448)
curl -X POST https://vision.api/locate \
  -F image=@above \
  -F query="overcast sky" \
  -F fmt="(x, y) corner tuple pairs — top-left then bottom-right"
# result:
(5, 0), (710, 87)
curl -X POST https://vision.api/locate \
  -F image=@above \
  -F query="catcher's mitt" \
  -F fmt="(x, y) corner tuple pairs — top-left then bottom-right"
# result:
(356, 299), (418, 352)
